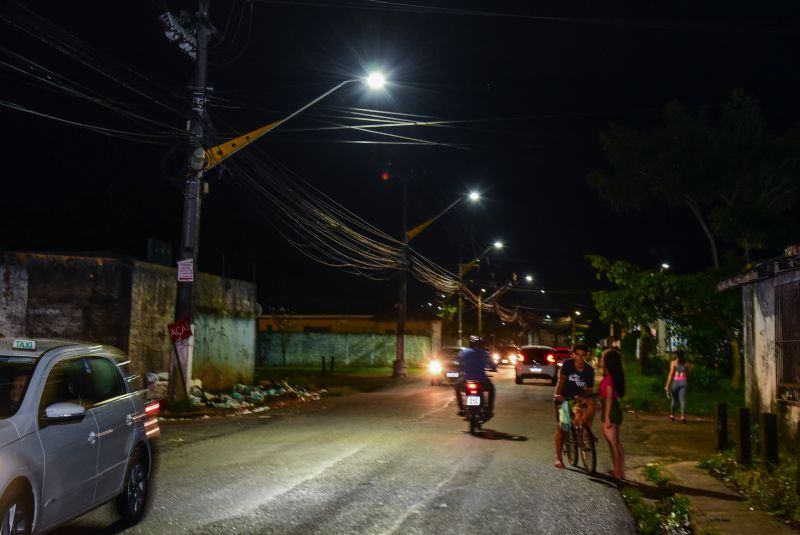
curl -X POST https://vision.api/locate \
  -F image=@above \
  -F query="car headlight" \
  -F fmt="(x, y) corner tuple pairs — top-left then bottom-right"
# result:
(428, 360), (442, 374)
(493, 353), (500, 362)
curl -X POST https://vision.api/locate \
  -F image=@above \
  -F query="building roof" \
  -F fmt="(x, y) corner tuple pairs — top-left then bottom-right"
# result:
(717, 252), (800, 291)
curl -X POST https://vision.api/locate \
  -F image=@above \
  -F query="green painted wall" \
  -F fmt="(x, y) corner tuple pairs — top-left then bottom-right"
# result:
(258, 332), (434, 367)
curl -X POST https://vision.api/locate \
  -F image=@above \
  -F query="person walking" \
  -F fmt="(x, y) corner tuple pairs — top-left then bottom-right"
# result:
(600, 348), (625, 480)
(665, 349), (689, 423)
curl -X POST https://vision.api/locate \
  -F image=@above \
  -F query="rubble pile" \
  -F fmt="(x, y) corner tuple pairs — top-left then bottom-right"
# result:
(145, 373), (323, 415)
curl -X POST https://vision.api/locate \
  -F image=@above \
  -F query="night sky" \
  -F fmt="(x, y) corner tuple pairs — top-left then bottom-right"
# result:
(2, 1), (799, 320)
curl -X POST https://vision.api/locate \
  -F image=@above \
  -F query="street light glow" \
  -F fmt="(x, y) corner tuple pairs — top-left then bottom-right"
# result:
(366, 72), (386, 89)
(493, 241), (503, 249)
(661, 262), (671, 270)
(575, 310), (582, 316)
(468, 191), (481, 202)
(525, 274), (533, 282)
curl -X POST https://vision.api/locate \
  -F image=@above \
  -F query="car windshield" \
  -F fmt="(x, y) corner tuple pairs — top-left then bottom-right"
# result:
(498, 346), (518, 356)
(0, 360), (37, 418)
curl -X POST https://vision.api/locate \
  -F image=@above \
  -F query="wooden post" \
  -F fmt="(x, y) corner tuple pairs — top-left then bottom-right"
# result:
(716, 402), (728, 451)
(330, 356), (335, 374)
(737, 407), (751, 466)
(762, 413), (779, 467)
(321, 356), (326, 375)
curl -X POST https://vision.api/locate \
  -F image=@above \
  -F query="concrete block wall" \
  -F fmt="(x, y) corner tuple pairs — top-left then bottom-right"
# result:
(258, 332), (433, 368)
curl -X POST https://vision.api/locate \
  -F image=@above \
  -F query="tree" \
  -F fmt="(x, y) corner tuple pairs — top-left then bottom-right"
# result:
(590, 90), (799, 267)
(588, 255), (743, 388)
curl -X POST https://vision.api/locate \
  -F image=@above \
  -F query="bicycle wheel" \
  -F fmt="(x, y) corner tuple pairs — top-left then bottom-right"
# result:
(578, 427), (597, 474)
(561, 428), (579, 466)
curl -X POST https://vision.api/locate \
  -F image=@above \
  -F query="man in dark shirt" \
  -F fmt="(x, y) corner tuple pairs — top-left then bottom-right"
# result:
(553, 344), (595, 468)
(455, 335), (497, 420)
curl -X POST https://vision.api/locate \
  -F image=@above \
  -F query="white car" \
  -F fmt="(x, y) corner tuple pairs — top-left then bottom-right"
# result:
(0, 339), (159, 534)
(514, 345), (559, 385)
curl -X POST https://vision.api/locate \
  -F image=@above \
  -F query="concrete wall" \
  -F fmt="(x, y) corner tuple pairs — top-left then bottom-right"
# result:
(0, 253), (132, 349)
(743, 269), (800, 438)
(194, 313), (256, 390)
(258, 332), (433, 367)
(258, 315), (439, 336)
(0, 253), (258, 391)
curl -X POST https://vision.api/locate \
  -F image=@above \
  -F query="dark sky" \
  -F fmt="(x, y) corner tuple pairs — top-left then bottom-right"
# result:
(2, 1), (800, 319)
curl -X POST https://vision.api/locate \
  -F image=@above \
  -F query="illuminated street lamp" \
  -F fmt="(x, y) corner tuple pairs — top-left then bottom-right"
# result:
(173, 69), (386, 398)
(396, 189), (481, 376)
(525, 274), (533, 283)
(458, 240), (504, 343)
(661, 262), (671, 270)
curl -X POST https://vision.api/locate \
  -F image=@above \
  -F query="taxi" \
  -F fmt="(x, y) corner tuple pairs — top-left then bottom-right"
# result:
(0, 339), (159, 533)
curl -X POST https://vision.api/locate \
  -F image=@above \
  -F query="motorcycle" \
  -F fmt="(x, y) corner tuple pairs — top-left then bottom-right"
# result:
(462, 379), (490, 435)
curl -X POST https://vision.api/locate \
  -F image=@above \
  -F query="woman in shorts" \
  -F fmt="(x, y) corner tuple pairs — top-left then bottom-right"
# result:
(600, 348), (625, 480)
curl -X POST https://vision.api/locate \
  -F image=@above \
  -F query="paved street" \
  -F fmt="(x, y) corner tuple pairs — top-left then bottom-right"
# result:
(60, 368), (634, 535)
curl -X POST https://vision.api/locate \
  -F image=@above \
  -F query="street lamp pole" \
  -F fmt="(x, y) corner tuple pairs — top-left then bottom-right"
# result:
(170, 0), (211, 401)
(394, 175), (409, 378)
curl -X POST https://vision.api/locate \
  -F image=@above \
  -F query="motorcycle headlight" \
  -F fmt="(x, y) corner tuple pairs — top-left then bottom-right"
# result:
(428, 360), (442, 374)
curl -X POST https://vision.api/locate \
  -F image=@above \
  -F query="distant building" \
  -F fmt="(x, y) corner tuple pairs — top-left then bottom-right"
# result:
(718, 246), (800, 436)
(0, 252), (257, 390)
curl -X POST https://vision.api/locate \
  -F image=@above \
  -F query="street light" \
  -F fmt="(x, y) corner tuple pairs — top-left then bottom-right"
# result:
(525, 274), (533, 283)
(172, 68), (386, 398)
(661, 262), (671, 270)
(458, 240), (504, 344)
(395, 190), (481, 377)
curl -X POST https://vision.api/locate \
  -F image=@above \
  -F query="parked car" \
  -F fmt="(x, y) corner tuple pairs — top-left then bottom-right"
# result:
(515, 345), (558, 385)
(0, 338), (160, 534)
(552, 347), (573, 367)
(491, 345), (521, 366)
(428, 346), (465, 386)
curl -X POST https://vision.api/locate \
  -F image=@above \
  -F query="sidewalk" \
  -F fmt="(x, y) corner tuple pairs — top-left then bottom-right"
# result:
(623, 412), (798, 534)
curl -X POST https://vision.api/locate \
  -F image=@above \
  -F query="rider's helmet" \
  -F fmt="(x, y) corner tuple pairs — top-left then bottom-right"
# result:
(468, 335), (485, 349)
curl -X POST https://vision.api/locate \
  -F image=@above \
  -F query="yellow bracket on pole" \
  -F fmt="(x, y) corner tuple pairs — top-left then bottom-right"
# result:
(203, 119), (283, 171)
(406, 218), (435, 241)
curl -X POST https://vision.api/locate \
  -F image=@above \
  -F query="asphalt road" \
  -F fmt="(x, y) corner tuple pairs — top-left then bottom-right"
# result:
(59, 367), (635, 535)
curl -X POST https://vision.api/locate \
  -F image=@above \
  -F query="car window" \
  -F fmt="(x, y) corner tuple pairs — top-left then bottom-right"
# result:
(39, 357), (90, 419)
(520, 347), (553, 362)
(0, 362), (36, 418)
(84, 357), (126, 403)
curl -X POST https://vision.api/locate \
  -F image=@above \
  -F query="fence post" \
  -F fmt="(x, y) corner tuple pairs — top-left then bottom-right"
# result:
(330, 356), (335, 375)
(716, 402), (728, 451)
(762, 413), (779, 468)
(737, 407), (751, 466)
(321, 356), (326, 375)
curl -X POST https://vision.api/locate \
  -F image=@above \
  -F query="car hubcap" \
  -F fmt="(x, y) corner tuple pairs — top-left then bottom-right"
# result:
(2, 502), (28, 535)
(127, 461), (146, 514)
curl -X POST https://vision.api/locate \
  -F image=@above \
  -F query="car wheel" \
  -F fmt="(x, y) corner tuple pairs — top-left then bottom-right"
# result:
(0, 489), (32, 535)
(515, 375), (522, 385)
(117, 450), (150, 525)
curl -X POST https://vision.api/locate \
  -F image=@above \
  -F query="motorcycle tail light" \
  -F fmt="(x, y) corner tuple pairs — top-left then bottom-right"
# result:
(466, 382), (479, 392)
(546, 354), (555, 363)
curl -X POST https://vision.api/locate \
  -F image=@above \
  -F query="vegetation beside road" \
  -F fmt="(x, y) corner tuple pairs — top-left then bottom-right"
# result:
(254, 366), (423, 396)
(700, 450), (800, 527)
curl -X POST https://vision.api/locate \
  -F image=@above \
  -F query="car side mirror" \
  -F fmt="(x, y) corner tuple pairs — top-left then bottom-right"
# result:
(44, 401), (86, 423)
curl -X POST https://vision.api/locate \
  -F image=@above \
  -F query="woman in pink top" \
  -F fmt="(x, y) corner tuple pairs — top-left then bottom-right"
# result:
(600, 349), (626, 480)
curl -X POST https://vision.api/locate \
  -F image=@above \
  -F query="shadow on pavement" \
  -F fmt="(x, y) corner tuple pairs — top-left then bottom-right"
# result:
(464, 429), (528, 441)
(56, 519), (127, 534)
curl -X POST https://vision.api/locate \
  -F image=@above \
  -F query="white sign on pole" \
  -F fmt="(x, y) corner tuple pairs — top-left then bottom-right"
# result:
(177, 259), (194, 282)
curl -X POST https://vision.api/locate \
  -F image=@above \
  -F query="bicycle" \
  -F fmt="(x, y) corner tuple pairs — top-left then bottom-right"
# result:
(559, 395), (597, 475)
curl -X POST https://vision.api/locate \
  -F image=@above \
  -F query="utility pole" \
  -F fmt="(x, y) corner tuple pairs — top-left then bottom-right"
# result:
(169, 0), (212, 400)
(393, 174), (409, 377)
(457, 262), (463, 347)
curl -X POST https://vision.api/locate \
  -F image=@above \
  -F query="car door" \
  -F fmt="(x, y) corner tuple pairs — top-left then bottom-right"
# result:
(87, 355), (137, 502)
(36, 357), (99, 531)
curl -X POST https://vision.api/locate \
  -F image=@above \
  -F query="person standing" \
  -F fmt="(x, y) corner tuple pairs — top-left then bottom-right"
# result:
(553, 344), (595, 468)
(600, 348), (625, 480)
(665, 349), (689, 423)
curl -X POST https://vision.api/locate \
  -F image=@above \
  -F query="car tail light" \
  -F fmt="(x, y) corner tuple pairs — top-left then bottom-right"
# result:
(518, 355), (525, 363)
(145, 400), (161, 415)
(546, 354), (555, 363)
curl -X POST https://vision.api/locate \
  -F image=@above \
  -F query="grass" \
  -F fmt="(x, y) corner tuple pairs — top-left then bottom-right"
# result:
(642, 463), (671, 488)
(254, 366), (423, 396)
(620, 486), (692, 535)
(623, 362), (744, 417)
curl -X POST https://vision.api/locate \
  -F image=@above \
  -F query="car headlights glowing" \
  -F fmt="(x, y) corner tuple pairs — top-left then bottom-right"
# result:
(428, 360), (442, 374)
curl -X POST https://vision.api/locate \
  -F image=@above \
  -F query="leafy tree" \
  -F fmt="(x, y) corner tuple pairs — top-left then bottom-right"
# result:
(590, 90), (799, 267)
(588, 255), (742, 388)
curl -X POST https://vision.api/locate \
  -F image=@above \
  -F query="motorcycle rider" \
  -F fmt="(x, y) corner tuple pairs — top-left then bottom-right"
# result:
(455, 335), (497, 421)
